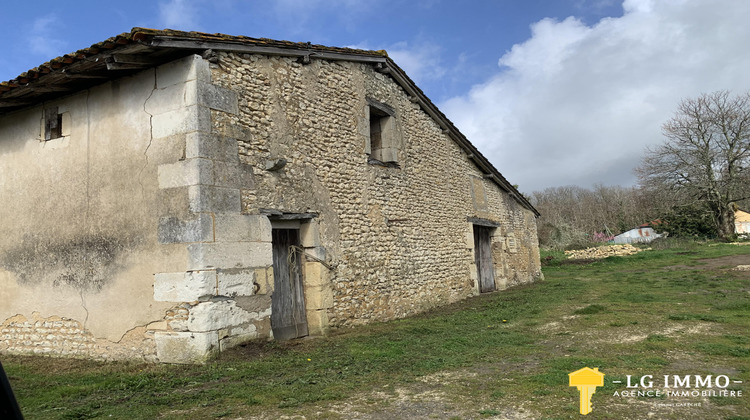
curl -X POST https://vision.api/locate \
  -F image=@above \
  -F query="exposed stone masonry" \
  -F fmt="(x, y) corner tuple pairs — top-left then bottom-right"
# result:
(209, 52), (543, 328)
(0, 313), (158, 362)
(0, 314), (95, 356)
(1, 48), (541, 364)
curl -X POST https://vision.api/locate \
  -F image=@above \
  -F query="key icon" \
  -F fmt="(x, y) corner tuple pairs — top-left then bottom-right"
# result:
(569, 367), (605, 415)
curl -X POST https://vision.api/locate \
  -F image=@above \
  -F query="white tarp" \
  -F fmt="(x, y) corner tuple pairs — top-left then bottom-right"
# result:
(612, 227), (663, 244)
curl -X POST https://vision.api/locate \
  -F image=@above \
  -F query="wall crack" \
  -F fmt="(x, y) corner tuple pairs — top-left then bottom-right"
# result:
(138, 70), (157, 199)
(80, 289), (89, 330)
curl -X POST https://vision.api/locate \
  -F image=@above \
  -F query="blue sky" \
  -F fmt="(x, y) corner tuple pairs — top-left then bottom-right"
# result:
(0, 0), (621, 102)
(2, 0), (749, 193)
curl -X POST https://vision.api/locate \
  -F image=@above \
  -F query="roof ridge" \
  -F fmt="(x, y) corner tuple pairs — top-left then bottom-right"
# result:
(0, 28), (538, 216)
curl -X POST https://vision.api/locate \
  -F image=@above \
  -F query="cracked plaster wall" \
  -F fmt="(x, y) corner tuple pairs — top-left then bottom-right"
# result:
(0, 58), (200, 361)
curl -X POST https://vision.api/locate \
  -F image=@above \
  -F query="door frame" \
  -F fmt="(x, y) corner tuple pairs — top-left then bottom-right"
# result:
(473, 224), (496, 293)
(270, 221), (309, 340)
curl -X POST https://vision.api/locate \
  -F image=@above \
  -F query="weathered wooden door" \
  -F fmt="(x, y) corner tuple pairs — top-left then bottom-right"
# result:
(473, 225), (496, 293)
(271, 229), (309, 340)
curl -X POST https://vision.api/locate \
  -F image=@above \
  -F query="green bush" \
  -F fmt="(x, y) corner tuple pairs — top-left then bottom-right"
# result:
(656, 204), (715, 238)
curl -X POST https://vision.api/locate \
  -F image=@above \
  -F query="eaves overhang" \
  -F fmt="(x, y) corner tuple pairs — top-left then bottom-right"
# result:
(0, 27), (539, 216)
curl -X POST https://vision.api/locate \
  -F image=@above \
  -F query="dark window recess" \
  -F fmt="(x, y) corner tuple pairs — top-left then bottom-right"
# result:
(369, 106), (387, 153)
(367, 99), (400, 167)
(44, 107), (63, 140)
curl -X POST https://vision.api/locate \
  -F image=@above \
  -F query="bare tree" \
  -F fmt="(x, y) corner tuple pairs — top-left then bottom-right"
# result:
(637, 91), (750, 240)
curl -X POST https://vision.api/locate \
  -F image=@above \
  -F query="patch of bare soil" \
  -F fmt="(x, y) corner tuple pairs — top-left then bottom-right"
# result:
(242, 361), (544, 420)
(245, 379), (539, 420)
(665, 253), (750, 272)
(590, 321), (717, 345)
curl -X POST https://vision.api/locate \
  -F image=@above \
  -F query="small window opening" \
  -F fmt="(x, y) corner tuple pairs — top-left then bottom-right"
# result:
(506, 233), (518, 253)
(43, 107), (64, 140)
(369, 106), (388, 153)
(367, 99), (399, 167)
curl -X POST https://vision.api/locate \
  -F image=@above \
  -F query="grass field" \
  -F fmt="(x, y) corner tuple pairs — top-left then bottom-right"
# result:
(4, 240), (750, 419)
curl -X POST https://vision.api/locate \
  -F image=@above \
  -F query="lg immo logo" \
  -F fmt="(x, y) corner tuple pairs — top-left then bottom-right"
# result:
(569, 367), (604, 415)
(569, 367), (745, 415)
(612, 374), (744, 398)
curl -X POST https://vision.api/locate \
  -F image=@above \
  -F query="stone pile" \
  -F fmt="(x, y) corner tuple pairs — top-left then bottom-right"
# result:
(564, 244), (645, 260)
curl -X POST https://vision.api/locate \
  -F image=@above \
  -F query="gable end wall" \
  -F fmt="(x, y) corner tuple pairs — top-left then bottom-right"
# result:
(209, 52), (542, 329)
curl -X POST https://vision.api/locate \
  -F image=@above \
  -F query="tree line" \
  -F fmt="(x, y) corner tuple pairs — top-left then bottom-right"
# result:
(532, 90), (750, 249)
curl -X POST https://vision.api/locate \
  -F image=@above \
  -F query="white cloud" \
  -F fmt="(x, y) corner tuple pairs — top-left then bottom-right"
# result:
(159, 0), (201, 30)
(441, 0), (750, 193)
(27, 14), (67, 59)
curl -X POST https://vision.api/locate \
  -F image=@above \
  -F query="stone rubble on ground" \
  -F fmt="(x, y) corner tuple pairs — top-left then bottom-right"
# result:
(564, 244), (647, 260)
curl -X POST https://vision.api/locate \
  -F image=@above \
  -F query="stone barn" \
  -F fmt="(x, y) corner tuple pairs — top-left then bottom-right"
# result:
(0, 28), (542, 363)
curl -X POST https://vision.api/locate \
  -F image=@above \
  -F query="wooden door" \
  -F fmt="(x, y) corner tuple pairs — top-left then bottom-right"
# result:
(473, 225), (496, 293)
(270, 229), (309, 340)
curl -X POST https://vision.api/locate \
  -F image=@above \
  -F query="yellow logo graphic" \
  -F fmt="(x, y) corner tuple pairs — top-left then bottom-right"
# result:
(569, 367), (605, 415)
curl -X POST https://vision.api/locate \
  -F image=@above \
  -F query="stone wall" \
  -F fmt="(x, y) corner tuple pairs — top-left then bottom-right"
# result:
(145, 55), (278, 363)
(0, 51), (541, 363)
(209, 52), (543, 331)
(0, 313), (157, 361)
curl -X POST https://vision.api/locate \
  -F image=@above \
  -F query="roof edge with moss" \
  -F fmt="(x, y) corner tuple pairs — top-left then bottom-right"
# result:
(0, 27), (539, 216)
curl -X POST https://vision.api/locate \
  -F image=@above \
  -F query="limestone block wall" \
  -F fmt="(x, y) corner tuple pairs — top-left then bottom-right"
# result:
(0, 54), (278, 363)
(147, 55), (278, 364)
(209, 52), (543, 330)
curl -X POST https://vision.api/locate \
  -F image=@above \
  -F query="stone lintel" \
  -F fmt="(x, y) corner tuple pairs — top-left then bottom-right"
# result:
(468, 217), (500, 228)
